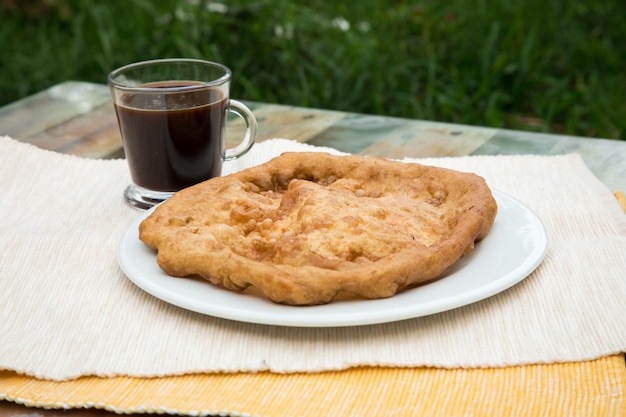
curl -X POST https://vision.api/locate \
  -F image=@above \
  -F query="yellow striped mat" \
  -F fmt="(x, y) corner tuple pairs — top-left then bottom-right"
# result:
(2, 355), (625, 416)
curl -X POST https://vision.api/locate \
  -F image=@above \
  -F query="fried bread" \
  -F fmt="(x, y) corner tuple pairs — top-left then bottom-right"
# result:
(139, 152), (497, 305)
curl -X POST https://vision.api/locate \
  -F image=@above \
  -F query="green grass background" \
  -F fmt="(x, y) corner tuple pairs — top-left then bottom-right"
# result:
(1, 0), (624, 139)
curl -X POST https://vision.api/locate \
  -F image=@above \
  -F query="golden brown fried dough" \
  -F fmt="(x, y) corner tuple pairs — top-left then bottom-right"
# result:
(139, 152), (497, 305)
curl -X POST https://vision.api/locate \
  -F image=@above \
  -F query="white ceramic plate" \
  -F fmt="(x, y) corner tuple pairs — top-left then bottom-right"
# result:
(118, 190), (548, 327)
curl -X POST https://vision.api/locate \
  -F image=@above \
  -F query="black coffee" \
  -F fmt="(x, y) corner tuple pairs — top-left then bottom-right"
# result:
(114, 81), (227, 192)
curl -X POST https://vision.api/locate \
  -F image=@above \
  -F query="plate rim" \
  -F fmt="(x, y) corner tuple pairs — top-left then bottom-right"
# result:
(118, 189), (548, 327)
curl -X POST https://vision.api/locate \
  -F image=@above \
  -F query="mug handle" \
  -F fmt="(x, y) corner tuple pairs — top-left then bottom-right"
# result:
(224, 99), (257, 161)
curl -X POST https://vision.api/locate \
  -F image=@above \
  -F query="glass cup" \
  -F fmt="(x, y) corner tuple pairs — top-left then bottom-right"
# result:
(108, 58), (257, 209)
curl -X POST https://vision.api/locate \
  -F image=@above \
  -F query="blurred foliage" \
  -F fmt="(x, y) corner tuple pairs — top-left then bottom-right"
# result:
(1, 0), (624, 139)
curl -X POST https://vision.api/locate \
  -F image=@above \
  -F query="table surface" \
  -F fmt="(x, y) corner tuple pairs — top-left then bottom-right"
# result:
(1, 81), (625, 194)
(1, 81), (625, 417)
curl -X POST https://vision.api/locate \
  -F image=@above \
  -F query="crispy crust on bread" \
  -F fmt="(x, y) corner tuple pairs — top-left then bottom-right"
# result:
(139, 152), (497, 305)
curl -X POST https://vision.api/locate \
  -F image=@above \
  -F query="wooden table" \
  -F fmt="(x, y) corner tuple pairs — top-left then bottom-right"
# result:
(1, 81), (625, 417)
(1, 81), (625, 194)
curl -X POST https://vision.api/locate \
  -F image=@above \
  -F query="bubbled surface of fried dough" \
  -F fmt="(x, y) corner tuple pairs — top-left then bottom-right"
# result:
(139, 152), (498, 305)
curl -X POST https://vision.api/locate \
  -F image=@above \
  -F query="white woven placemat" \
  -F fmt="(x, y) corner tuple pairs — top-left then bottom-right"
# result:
(1, 135), (625, 381)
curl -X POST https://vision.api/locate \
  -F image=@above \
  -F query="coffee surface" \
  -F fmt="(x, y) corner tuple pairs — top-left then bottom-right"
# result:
(115, 81), (227, 192)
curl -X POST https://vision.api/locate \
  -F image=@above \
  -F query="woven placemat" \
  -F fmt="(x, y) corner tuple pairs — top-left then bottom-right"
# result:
(0, 136), (625, 382)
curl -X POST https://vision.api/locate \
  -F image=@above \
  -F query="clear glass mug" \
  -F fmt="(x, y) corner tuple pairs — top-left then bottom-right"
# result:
(108, 58), (257, 209)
